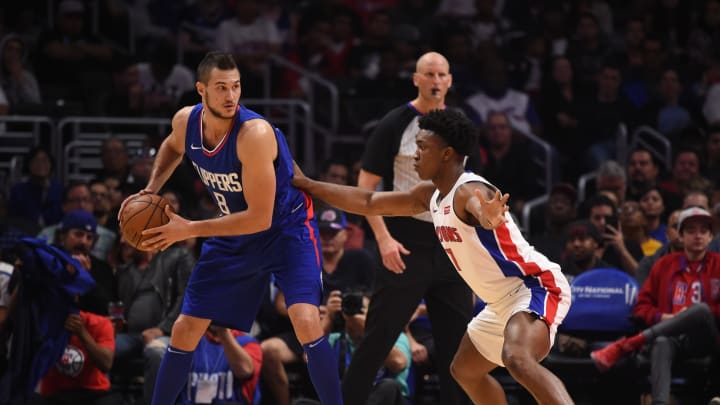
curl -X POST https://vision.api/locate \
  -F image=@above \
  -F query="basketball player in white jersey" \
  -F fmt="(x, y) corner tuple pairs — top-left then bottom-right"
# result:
(293, 108), (573, 404)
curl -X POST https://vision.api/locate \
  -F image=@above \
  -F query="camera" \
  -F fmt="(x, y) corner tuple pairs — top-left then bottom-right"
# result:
(341, 291), (365, 316)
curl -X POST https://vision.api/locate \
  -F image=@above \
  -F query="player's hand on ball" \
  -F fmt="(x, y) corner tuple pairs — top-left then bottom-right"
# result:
(141, 205), (191, 251)
(118, 188), (154, 222)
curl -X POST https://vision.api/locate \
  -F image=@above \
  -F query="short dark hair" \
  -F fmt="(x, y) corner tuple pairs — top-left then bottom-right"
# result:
(628, 146), (659, 168)
(418, 109), (478, 156)
(582, 194), (617, 217)
(197, 52), (238, 83)
(63, 180), (89, 202)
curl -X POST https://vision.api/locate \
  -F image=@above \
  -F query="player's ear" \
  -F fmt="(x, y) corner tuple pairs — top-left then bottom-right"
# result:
(442, 145), (453, 161)
(196, 82), (205, 96)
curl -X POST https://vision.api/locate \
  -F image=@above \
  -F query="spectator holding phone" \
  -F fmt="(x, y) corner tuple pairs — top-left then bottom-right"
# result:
(584, 194), (644, 275)
(560, 220), (614, 280)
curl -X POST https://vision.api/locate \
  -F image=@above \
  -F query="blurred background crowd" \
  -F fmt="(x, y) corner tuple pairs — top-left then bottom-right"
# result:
(2, 0), (720, 404)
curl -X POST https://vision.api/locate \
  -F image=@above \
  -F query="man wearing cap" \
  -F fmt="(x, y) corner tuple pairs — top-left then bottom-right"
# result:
(591, 207), (720, 404)
(560, 220), (613, 280)
(260, 206), (375, 405)
(56, 209), (116, 316)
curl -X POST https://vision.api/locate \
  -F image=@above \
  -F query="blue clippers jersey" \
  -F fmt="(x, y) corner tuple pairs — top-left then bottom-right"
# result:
(185, 104), (308, 235)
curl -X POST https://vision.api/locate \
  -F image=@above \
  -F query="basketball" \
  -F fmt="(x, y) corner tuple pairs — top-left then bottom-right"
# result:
(120, 194), (174, 251)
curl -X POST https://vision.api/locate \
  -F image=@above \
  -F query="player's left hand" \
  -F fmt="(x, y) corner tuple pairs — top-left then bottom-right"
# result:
(141, 205), (192, 251)
(476, 189), (510, 230)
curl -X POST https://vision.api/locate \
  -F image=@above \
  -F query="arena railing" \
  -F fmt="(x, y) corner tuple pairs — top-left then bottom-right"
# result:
(56, 99), (314, 183)
(523, 130), (556, 197)
(520, 194), (549, 237)
(266, 55), (354, 157)
(0, 115), (56, 194)
(629, 125), (672, 172)
(57, 116), (172, 183)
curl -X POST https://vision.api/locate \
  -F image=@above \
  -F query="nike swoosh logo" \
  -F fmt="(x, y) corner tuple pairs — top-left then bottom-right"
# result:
(167, 347), (190, 355)
(308, 337), (325, 348)
(291, 202), (304, 213)
(190, 144), (202, 150)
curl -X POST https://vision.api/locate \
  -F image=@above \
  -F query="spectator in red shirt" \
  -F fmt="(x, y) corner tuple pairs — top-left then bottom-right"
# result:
(591, 207), (720, 404)
(32, 311), (120, 405)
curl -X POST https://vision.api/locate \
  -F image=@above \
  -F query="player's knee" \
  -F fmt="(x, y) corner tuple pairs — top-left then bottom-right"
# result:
(288, 306), (322, 340)
(449, 359), (465, 382)
(501, 347), (534, 379)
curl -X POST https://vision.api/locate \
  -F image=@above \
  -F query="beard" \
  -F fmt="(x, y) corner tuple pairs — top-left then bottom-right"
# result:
(204, 89), (238, 120)
(206, 103), (235, 120)
(71, 245), (90, 255)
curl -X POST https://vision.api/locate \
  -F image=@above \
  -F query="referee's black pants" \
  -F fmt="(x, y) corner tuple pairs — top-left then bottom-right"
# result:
(342, 237), (473, 405)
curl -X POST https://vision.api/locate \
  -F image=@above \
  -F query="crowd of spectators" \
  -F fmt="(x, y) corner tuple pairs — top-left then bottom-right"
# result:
(2, 0), (720, 404)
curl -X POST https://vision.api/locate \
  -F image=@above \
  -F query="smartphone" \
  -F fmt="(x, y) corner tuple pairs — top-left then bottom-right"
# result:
(604, 215), (618, 231)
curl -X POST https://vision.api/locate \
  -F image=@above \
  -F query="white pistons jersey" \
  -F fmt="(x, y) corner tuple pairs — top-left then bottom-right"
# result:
(430, 172), (570, 325)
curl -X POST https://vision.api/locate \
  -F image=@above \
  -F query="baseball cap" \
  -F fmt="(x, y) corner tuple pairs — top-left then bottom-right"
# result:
(317, 206), (347, 230)
(677, 206), (713, 232)
(61, 210), (97, 233)
(58, 0), (84, 15)
(566, 219), (601, 243)
(550, 183), (577, 205)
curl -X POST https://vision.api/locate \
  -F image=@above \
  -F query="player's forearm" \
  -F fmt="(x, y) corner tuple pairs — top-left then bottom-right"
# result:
(187, 210), (272, 237)
(301, 179), (380, 216)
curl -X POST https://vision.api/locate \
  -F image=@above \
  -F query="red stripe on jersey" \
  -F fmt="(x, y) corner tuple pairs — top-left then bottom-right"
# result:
(495, 224), (563, 323)
(302, 191), (321, 267)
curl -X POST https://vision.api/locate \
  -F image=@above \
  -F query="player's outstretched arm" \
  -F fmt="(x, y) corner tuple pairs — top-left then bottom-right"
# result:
(455, 182), (509, 230)
(293, 162), (432, 217)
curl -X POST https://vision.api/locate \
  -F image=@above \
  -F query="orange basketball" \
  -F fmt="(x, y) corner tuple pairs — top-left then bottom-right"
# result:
(120, 194), (173, 251)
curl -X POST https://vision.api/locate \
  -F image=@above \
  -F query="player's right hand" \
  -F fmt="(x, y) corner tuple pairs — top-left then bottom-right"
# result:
(378, 236), (410, 274)
(118, 189), (154, 222)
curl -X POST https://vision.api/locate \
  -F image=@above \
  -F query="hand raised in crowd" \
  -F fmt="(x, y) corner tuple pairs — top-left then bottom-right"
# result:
(325, 290), (342, 318)
(65, 313), (88, 339)
(601, 223), (624, 248)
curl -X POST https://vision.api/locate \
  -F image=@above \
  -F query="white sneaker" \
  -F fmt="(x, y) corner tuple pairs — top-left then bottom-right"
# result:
(709, 397), (720, 405)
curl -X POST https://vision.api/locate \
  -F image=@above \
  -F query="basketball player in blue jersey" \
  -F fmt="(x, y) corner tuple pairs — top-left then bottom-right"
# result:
(293, 109), (574, 405)
(118, 52), (343, 405)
